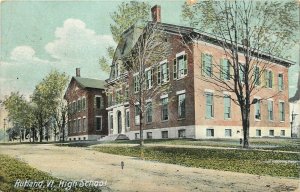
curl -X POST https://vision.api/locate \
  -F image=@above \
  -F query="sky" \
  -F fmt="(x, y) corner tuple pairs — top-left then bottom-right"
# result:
(0, 0), (299, 101)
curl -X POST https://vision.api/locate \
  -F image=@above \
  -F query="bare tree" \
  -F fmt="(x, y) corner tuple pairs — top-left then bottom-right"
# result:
(114, 22), (172, 146)
(182, 0), (298, 148)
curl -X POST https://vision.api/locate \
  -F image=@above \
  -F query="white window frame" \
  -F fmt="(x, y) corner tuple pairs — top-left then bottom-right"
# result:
(160, 61), (169, 84)
(95, 116), (103, 131)
(178, 93), (186, 119)
(125, 109), (130, 128)
(145, 68), (153, 89)
(205, 92), (214, 119)
(279, 101), (285, 122)
(278, 73), (284, 91)
(254, 97), (261, 121)
(225, 129), (232, 137)
(206, 129), (214, 137)
(82, 116), (87, 132)
(78, 117), (81, 132)
(161, 97), (169, 121)
(267, 99), (274, 121)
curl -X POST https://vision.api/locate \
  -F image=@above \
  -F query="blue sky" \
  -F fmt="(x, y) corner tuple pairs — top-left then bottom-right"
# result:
(0, 0), (299, 100)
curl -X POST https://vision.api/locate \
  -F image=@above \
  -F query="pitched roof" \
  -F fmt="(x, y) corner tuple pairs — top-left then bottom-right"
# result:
(113, 21), (295, 67)
(73, 77), (106, 89)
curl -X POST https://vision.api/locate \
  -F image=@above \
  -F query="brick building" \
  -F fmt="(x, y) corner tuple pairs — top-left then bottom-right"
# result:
(64, 69), (108, 141)
(106, 6), (293, 140)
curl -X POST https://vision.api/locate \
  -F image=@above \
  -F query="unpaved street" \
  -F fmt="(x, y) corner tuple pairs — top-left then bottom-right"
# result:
(0, 144), (299, 192)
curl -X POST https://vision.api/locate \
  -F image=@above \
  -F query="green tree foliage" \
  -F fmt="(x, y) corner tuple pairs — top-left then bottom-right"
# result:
(32, 70), (69, 142)
(100, 1), (151, 73)
(181, 0), (299, 148)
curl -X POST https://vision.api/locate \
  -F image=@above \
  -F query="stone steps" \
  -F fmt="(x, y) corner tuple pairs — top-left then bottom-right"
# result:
(99, 134), (129, 141)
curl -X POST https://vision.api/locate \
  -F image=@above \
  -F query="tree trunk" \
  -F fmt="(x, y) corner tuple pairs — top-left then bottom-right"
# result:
(32, 128), (35, 143)
(242, 107), (250, 148)
(139, 122), (144, 146)
(39, 127), (43, 142)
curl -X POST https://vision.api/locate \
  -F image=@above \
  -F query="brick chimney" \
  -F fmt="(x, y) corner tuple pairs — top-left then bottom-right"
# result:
(76, 68), (80, 77)
(151, 5), (161, 23)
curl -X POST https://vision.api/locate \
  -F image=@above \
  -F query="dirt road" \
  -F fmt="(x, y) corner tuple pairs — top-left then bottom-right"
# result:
(0, 144), (299, 192)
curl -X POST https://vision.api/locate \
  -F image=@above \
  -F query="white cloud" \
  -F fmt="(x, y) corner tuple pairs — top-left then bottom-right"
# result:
(10, 46), (50, 64)
(45, 18), (115, 65)
(1, 18), (115, 100)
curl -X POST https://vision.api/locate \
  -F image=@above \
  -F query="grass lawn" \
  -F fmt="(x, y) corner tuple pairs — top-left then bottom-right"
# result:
(0, 154), (105, 192)
(93, 146), (300, 178)
(107, 138), (300, 151)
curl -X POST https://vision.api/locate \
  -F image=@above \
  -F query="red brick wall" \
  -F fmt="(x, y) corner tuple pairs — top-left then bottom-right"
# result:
(65, 79), (108, 137)
(192, 42), (290, 128)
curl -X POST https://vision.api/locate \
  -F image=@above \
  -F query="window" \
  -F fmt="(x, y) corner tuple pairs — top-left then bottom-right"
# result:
(224, 95), (231, 119)
(239, 63), (245, 83)
(125, 87), (129, 101)
(134, 75), (140, 92)
(147, 132), (152, 139)
(161, 131), (168, 139)
(269, 129), (274, 136)
(126, 110), (130, 128)
(83, 137), (86, 140)
(135, 105), (140, 125)
(205, 93), (214, 119)
(256, 129), (261, 137)
(76, 119), (80, 132)
(82, 118), (86, 132)
(178, 129), (186, 138)
(77, 100), (81, 112)
(280, 130), (285, 136)
(225, 129), (232, 137)
(206, 129), (214, 137)
(95, 116), (102, 131)
(254, 66), (260, 86)
(73, 120), (76, 133)
(174, 54), (187, 79)
(161, 62), (169, 83)
(221, 59), (230, 80)
(73, 101), (76, 113)
(116, 90), (122, 104)
(135, 133), (140, 140)
(278, 74), (283, 91)
(268, 100), (274, 121)
(109, 114), (113, 130)
(82, 98), (86, 110)
(95, 96), (103, 109)
(254, 99), (261, 120)
(78, 118), (81, 132)
(279, 102), (285, 121)
(108, 94), (113, 107)
(146, 69), (153, 89)
(178, 94), (186, 118)
(146, 102), (152, 123)
(265, 70), (273, 88)
(161, 97), (169, 121)
(202, 53), (212, 77)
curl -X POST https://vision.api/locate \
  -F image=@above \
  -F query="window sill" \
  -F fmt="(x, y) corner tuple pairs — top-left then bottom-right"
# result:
(224, 118), (231, 120)
(176, 75), (187, 80)
(205, 117), (214, 120)
(280, 121), (285, 123)
(146, 122), (152, 125)
(161, 120), (169, 122)
(177, 118), (186, 121)
(255, 119), (261, 121)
